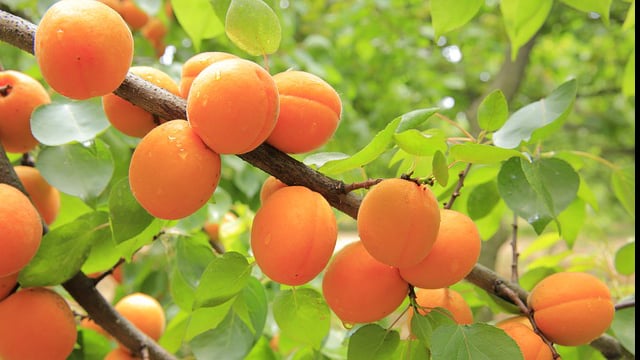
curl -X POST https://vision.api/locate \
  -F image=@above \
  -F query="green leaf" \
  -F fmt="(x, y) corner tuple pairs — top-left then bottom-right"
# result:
(303, 152), (349, 168)
(614, 241), (635, 276)
(623, 50), (635, 97)
(185, 302), (235, 341)
(170, 234), (217, 310)
(115, 218), (165, 261)
(556, 198), (585, 248)
(225, 0), (281, 56)
(560, 0), (612, 25)
(31, 99), (109, 146)
(431, 0), (484, 37)
(497, 157), (579, 234)
(611, 165), (635, 217)
(273, 288), (330, 349)
(432, 150), (449, 187)
(477, 89), (509, 132)
(19, 211), (110, 286)
(500, 0), (552, 60)
(81, 231), (120, 275)
(611, 307), (635, 354)
(36, 139), (114, 204)
(622, 1), (635, 31)
(108, 177), (155, 243)
(493, 79), (577, 149)
(410, 310), (456, 348)
(431, 323), (523, 360)
(393, 339), (430, 360)
(320, 108), (438, 175)
(171, 0), (224, 51)
(233, 277), (268, 340)
(347, 324), (400, 360)
(467, 181), (500, 220)
(193, 251), (251, 309)
(394, 129), (447, 156)
(189, 310), (255, 360)
(450, 143), (525, 164)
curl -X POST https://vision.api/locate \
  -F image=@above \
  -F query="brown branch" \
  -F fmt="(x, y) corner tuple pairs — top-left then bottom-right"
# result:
(510, 213), (520, 283)
(443, 163), (472, 210)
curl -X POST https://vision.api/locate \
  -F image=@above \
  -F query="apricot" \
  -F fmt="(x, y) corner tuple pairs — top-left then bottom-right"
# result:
(102, 66), (180, 138)
(35, 0), (134, 100)
(322, 241), (409, 324)
(399, 209), (481, 288)
(251, 186), (337, 286)
(119, 0), (149, 29)
(0, 272), (19, 301)
(497, 322), (553, 360)
(186, 58), (279, 154)
(412, 287), (473, 324)
(0, 70), (51, 153)
(179, 51), (239, 97)
(0, 287), (77, 360)
(259, 175), (287, 204)
(114, 292), (166, 342)
(14, 165), (61, 225)
(105, 347), (139, 359)
(129, 119), (221, 220)
(267, 70), (342, 154)
(0, 183), (43, 277)
(141, 17), (168, 57)
(357, 178), (440, 267)
(528, 271), (615, 346)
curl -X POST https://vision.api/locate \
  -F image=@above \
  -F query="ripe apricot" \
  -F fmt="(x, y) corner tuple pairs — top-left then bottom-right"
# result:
(129, 119), (221, 220)
(528, 271), (615, 346)
(267, 70), (342, 154)
(251, 186), (337, 286)
(114, 292), (166, 341)
(119, 0), (149, 29)
(497, 321), (553, 360)
(322, 241), (409, 324)
(179, 51), (239, 97)
(14, 165), (61, 225)
(357, 178), (440, 267)
(0, 183), (43, 277)
(259, 175), (287, 204)
(412, 287), (473, 324)
(102, 66), (180, 138)
(0, 287), (77, 360)
(186, 58), (279, 154)
(0, 70), (51, 153)
(0, 272), (18, 301)
(399, 209), (481, 288)
(35, 0), (134, 100)
(105, 347), (139, 359)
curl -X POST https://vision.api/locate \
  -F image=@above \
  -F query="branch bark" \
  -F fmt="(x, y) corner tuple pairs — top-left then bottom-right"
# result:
(0, 9), (631, 360)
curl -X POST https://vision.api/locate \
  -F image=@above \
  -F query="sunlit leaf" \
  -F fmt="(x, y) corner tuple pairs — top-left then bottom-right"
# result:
(31, 99), (109, 146)
(611, 165), (635, 217)
(108, 177), (155, 243)
(431, 323), (523, 360)
(450, 143), (525, 164)
(614, 241), (635, 276)
(171, 0), (224, 51)
(225, 0), (281, 56)
(193, 251), (251, 309)
(347, 324), (400, 360)
(432, 150), (449, 186)
(394, 129), (447, 156)
(273, 288), (330, 348)
(622, 0), (635, 30)
(560, 0), (612, 25)
(477, 89), (509, 132)
(500, 0), (552, 60)
(623, 50), (635, 97)
(431, 0), (484, 37)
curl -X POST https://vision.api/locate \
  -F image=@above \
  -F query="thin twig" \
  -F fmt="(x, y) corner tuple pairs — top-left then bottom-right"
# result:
(443, 163), (472, 209)
(510, 213), (519, 283)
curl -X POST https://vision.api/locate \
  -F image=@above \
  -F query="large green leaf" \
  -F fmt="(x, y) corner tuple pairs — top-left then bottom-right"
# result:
(497, 157), (579, 234)
(493, 79), (577, 149)
(467, 181), (500, 220)
(19, 211), (110, 286)
(450, 143), (525, 164)
(171, 0), (224, 51)
(500, 0), (553, 60)
(232, 277), (267, 340)
(614, 241), (635, 276)
(347, 324), (400, 360)
(431, 323), (523, 360)
(170, 234), (217, 310)
(560, 0), (612, 24)
(189, 310), (255, 360)
(611, 165), (635, 217)
(393, 128), (447, 156)
(272, 288), (330, 349)
(31, 99), (109, 146)
(108, 177), (155, 244)
(193, 251), (251, 309)
(622, 0), (635, 30)
(225, 0), (281, 56)
(477, 89), (509, 132)
(431, 0), (484, 37)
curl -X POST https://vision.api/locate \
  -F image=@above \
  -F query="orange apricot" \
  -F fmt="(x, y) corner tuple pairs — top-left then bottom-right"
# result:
(114, 292), (166, 342)
(98, 0), (123, 13)
(186, 58), (279, 154)
(412, 287), (473, 324)
(102, 66), (180, 138)
(129, 119), (221, 220)
(0, 70), (51, 153)
(35, 0), (134, 100)
(357, 178), (440, 268)
(0, 287), (77, 360)
(105, 347), (140, 360)
(259, 175), (287, 204)
(179, 51), (239, 97)
(0, 183), (43, 277)
(322, 241), (409, 324)
(251, 186), (337, 286)
(528, 271), (615, 346)
(119, 0), (149, 29)
(14, 165), (61, 225)
(399, 209), (481, 288)
(497, 321), (554, 360)
(0, 272), (19, 302)
(141, 17), (168, 57)
(266, 70), (342, 154)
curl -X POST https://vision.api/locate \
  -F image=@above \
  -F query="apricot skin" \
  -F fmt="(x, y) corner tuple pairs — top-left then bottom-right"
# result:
(129, 120), (221, 220)
(35, 0), (134, 100)
(528, 272), (615, 346)
(497, 322), (553, 360)
(399, 209), (481, 289)
(413, 287), (473, 325)
(357, 178), (441, 267)
(14, 165), (61, 225)
(0, 70), (51, 153)
(267, 70), (342, 154)
(251, 186), (337, 286)
(322, 241), (409, 324)
(0, 272), (19, 301)
(179, 52), (239, 97)
(0, 183), (43, 277)
(114, 292), (166, 342)
(259, 175), (287, 204)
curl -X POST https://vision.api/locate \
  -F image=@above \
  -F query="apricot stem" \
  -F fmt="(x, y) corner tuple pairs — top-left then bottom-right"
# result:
(0, 84), (11, 96)
(342, 178), (383, 192)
